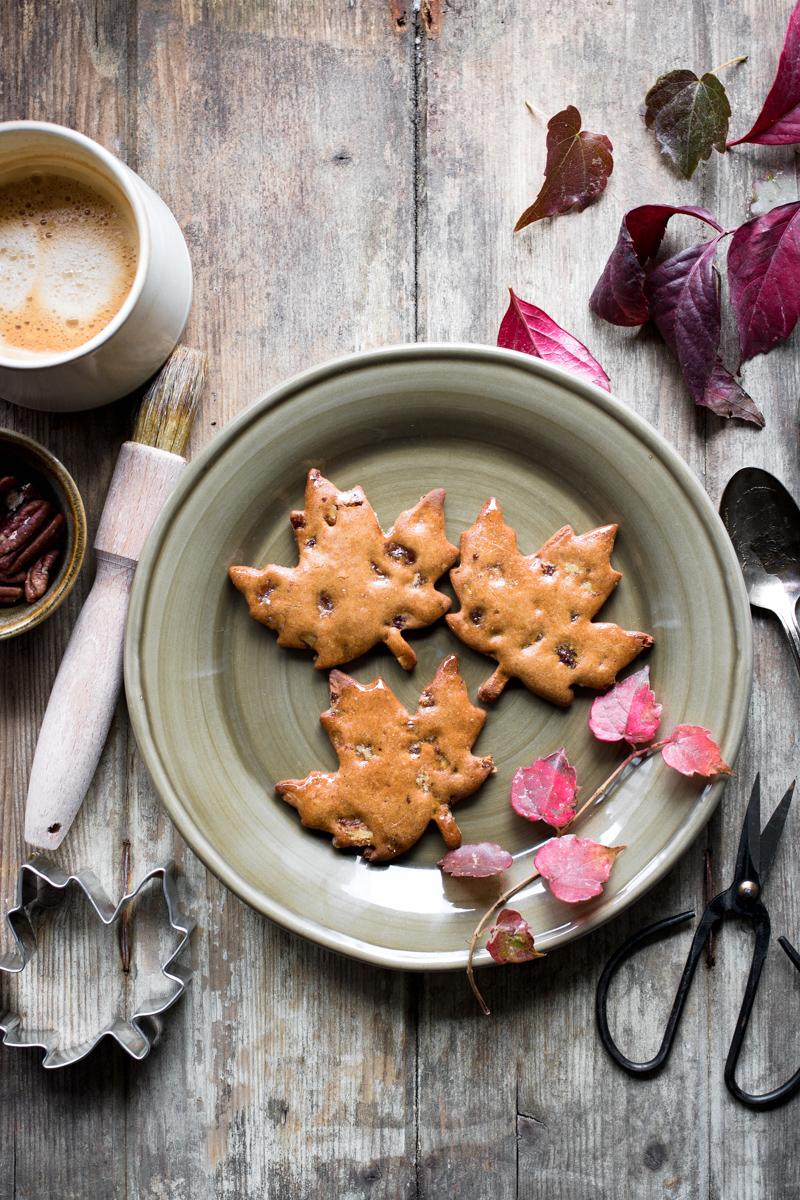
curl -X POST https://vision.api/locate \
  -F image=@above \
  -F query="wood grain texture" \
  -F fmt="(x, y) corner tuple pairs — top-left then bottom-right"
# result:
(1, 1), (799, 1197)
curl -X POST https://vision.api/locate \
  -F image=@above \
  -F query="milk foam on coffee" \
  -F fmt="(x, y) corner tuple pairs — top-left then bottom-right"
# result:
(0, 173), (137, 358)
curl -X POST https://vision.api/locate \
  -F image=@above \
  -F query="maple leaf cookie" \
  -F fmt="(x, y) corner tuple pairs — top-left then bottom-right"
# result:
(447, 499), (653, 706)
(229, 469), (459, 670)
(276, 655), (495, 862)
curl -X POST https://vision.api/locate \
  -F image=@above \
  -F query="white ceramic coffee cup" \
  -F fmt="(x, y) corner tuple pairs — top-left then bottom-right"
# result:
(0, 121), (192, 412)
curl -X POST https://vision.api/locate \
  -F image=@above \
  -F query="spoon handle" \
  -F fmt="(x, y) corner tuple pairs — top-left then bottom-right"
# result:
(775, 597), (800, 681)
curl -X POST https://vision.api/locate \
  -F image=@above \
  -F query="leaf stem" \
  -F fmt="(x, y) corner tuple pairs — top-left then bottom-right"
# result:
(466, 737), (671, 1013)
(524, 99), (547, 125)
(712, 55), (747, 75)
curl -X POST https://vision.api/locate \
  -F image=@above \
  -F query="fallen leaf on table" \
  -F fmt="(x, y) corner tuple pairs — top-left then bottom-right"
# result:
(514, 105), (613, 232)
(590, 204), (722, 326)
(439, 842), (513, 878)
(498, 288), (610, 391)
(510, 748), (578, 829)
(534, 835), (624, 903)
(486, 908), (544, 963)
(729, 0), (800, 145)
(645, 237), (764, 426)
(589, 666), (662, 746)
(727, 201), (800, 362)
(644, 69), (731, 178)
(661, 725), (731, 778)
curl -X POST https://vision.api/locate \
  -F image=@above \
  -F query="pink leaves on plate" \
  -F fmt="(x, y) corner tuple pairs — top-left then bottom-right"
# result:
(728, 1), (800, 146)
(590, 204), (722, 326)
(498, 288), (611, 392)
(534, 835), (624, 904)
(589, 666), (662, 747)
(486, 908), (544, 964)
(438, 842), (513, 878)
(727, 202), (800, 362)
(661, 725), (731, 779)
(510, 748), (578, 829)
(514, 105), (613, 232)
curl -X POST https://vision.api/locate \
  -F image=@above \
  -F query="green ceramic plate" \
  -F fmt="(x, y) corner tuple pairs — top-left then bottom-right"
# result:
(125, 345), (752, 970)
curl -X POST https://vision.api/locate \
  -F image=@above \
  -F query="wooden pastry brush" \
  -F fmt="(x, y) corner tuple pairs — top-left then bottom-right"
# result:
(25, 347), (207, 849)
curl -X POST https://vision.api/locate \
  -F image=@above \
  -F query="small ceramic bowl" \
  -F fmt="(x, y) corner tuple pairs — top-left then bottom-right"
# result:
(0, 429), (87, 640)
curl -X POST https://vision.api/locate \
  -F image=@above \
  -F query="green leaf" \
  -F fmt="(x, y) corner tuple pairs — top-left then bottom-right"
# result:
(644, 69), (731, 179)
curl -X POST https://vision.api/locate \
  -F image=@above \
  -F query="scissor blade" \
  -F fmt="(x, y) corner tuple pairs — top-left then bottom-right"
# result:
(733, 775), (761, 886)
(758, 781), (795, 885)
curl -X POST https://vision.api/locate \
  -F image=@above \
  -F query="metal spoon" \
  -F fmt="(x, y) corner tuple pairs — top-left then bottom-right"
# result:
(720, 468), (800, 678)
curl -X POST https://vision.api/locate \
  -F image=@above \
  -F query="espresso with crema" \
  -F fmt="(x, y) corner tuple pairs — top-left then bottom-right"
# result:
(0, 173), (137, 358)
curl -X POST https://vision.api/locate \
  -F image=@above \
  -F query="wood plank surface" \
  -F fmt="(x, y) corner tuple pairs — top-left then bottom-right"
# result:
(1, 2), (799, 1198)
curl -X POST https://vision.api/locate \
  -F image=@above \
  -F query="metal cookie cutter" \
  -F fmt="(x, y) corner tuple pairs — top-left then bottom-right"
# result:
(0, 856), (193, 1068)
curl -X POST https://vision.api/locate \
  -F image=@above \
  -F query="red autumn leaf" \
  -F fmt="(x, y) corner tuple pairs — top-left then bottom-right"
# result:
(589, 666), (662, 747)
(590, 205), (722, 326)
(486, 908), (544, 964)
(645, 237), (764, 427)
(729, 1), (800, 146)
(534, 835), (624, 904)
(498, 288), (611, 391)
(727, 201), (800, 362)
(438, 842), (513, 878)
(514, 105), (613, 232)
(510, 748), (578, 829)
(661, 725), (731, 778)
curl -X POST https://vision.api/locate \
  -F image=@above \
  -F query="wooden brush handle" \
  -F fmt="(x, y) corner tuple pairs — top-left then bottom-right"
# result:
(25, 443), (186, 850)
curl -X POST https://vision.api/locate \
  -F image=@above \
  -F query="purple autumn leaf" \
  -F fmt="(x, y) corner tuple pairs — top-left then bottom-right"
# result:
(590, 204), (722, 326)
(728, 201), (800, 362)
(645, 237), (764, 426)
(498, 288), (611, 391)
(438, 842), (513, 878)
(514, 105), (613, 232)
(729, 1), (800, 146)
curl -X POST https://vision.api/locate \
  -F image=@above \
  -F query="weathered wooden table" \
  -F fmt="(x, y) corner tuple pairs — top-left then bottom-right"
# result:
(1, 2), (798, 1196)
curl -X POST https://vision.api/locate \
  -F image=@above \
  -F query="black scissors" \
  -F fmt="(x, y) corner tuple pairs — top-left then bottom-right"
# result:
(596, 776), (800, 1110)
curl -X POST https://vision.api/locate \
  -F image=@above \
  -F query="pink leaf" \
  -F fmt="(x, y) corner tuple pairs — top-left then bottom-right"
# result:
(514, 105), (613, 231)
(498, 288), (611, 391)
(645, 237), (764, 427)
(534, 835), (624, 904)
(727, 201), (800, 362)
(728, 1), (800, 146)
(438, 842), (513, 878)
(590, 204), (722, 326)
(589, 666), (662, 746)
(510, 748), (578, 829)
(486, 908), (544, 964)
(661, 725), (731, 778)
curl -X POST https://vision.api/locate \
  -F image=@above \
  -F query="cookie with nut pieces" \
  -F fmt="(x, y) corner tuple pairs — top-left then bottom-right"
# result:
(275, 654), (495, 862)
(229, 469), (459, 671)
(446, 498), (653, 706)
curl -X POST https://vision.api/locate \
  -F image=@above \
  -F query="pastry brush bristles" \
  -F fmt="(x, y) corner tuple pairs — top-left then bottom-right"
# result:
(132, 346), (207, 455)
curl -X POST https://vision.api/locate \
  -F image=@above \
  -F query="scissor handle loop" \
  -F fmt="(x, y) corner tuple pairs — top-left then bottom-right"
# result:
(724, 932), (800, 1110)
(595, 909), (699, 1075)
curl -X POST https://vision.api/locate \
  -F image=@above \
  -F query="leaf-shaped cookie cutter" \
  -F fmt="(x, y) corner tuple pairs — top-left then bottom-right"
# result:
(0, 856), (193, 1068)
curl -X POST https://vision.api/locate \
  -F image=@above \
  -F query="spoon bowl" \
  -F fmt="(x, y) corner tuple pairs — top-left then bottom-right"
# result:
(721, 468), (800, 675)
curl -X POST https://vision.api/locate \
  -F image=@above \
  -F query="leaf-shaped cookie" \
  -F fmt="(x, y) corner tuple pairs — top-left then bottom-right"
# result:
(229, 469), (458, 670)
(447, 500), (653, 706)
(276, 655), (495, 862)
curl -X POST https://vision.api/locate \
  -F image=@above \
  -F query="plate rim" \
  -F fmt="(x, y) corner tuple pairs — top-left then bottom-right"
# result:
(125, 343), (753, 971)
